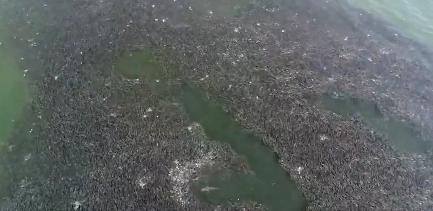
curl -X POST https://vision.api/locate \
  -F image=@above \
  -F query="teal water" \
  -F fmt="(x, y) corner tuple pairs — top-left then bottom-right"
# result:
(346, 0), (433, 46)
(0, 26), (30, 151)
(321, 93), (430, 154)
(114, 50), (307, 211)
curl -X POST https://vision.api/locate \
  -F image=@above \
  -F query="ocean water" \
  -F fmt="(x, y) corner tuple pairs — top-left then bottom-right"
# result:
(0, 0), (432, 210)
(0, 29), (29, 149)
(0, 0), (430, 159)
(114, 50), (307, 211)
(347, 0), (433, 46)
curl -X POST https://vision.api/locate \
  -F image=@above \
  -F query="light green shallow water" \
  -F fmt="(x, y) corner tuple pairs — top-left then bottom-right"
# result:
(0, 34), (29, 150)
(346, 0), (433, 46)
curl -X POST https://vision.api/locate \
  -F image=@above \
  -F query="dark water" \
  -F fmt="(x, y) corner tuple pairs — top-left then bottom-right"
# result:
(320, 93), (430, 153)
(114, 50), (307, 211)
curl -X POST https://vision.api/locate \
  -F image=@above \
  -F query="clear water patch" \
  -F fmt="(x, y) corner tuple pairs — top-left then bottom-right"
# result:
(113, 49), (307, 211)
(320, 92), (431, 154)
(0, 35), (29, 149)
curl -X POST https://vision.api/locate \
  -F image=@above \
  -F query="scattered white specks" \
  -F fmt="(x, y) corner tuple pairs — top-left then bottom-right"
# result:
(319, 134), (329, 141)
(8, 145), (15, 152)
(24, 154), (31, 161)
(137, 176), (149, 188)
(138, 180), (146, 188)
(169, 151), (216, 206)
(20, 179), (29, 188)
(72, 201), (82, 210)
(296, 166), (304, 174)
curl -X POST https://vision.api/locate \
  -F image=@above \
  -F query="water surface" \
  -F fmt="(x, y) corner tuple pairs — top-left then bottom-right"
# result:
(0, 34), (29, 149)
(114, 50), (307, 211)
(321, 93), (430, 153)
(347, 0), (433, 45)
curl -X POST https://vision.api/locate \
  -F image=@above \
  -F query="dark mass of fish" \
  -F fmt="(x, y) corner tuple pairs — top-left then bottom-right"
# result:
(0, 0), (433, 210)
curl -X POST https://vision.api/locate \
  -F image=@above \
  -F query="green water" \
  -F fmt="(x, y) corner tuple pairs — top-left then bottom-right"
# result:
(321, 93), (430, 153)
(114, 50), (307, 211)
(0, 35), (29, 149)
(346, 0), (433, 45)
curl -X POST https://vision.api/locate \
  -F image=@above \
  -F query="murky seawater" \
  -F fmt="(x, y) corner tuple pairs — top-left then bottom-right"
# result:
(0, 33), (29, 149)
(114, 50), (307, 211)
(0, 0), (432, 209)
(320, 93), (430, 153)
(347, 0), (433, 46)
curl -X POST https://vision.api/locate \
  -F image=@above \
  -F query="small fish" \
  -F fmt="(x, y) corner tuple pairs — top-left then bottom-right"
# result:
(201, 186), (219, 192)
